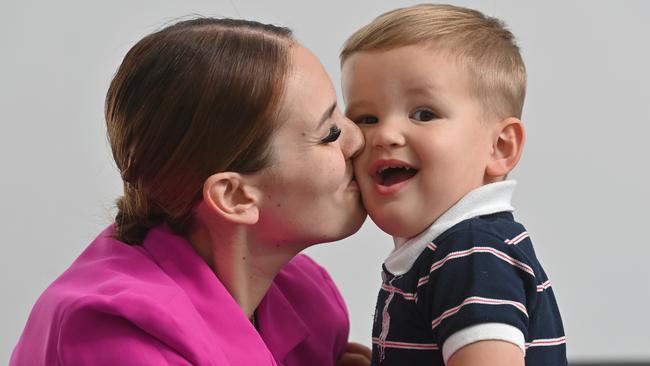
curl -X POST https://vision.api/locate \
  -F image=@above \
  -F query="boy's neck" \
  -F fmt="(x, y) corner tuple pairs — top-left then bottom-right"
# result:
(385, 181), (516, 275)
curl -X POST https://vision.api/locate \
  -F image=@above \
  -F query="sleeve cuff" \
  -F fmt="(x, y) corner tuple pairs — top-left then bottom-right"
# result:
(442, 323), (525, 364)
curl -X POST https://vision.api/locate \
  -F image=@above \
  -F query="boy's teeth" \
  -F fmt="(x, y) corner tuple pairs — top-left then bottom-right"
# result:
(378, 165), (412, 174)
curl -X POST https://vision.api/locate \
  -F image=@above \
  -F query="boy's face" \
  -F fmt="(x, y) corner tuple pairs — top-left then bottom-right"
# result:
(342, 45), (499, 238)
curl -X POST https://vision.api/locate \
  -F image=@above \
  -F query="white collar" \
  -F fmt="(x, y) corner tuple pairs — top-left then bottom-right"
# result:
(385, 180), (517, 275)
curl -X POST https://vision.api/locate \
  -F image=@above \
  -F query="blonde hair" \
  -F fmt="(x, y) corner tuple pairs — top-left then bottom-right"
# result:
(341, 4), (527, 119)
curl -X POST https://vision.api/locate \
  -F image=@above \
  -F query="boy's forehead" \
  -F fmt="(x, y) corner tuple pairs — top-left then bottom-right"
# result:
(343, 46), (468, 94)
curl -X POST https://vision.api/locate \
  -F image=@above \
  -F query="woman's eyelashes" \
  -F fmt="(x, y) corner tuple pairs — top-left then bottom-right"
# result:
(321, 125), (342, 143)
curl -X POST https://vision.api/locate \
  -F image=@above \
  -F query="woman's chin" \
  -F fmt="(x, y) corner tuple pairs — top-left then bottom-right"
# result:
(338, 209), (368, 239)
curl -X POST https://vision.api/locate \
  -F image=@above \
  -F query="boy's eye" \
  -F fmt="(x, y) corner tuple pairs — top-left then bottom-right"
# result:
(411, 109), (438, 122)
(354, 115), (378, 125)
(321, 125), (341, 143)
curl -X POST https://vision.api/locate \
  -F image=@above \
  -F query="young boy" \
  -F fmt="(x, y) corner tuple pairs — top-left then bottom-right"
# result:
(341, 4), (567, 366)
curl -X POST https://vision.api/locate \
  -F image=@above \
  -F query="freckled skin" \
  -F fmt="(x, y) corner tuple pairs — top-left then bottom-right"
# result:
(252, 45), (367, 246)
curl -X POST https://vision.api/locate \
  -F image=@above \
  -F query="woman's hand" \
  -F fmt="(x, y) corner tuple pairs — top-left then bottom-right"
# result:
(336, 342), (372, 366)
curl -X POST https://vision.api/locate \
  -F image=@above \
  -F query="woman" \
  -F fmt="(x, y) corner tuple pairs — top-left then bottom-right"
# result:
(11, 18), (369, 365)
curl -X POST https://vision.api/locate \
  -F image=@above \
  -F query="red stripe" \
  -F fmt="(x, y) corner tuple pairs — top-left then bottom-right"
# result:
(525, 336), (566, 348)
(431, 296), (528, 330)
(512, 233), (529, 244)
(381, 284), (416, 300)
(536, 280), (552, 292)
(505, 231), (528, 245)
(373, 338), (439, 350)
(430, 246), (535, 277)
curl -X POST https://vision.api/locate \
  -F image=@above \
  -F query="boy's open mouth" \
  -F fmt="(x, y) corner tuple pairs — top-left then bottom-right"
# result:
(376, 165), (418, 186)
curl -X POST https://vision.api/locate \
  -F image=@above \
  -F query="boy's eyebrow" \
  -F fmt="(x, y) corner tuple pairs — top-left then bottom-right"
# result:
(343, 100), (372, 115)
(317, 102), (337, 129)
(405, 83), (438, 96)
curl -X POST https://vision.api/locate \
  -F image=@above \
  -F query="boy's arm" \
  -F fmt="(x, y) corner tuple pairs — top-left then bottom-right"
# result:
(420, 229), (535, 365)
(447, 340), (524, 366)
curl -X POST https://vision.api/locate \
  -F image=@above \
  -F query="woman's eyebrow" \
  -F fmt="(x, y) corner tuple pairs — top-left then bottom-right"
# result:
(316, 102), (337, 129)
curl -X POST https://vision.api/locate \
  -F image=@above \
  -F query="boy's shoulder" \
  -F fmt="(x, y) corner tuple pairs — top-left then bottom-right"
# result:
(409, 210), (541, 281)
(438, 211), (527, 245)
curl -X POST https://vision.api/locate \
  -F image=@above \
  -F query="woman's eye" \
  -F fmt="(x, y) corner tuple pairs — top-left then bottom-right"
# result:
(321, 125), (341, 143)
(354, 115), (378, 124)
(411, 109), (438, 122)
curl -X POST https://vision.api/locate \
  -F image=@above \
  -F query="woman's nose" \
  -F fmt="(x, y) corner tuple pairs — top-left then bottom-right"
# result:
(341, 117), (364, 159)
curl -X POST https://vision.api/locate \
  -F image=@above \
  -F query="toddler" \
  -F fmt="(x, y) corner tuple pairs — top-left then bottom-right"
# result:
(341, 4), (567, 365)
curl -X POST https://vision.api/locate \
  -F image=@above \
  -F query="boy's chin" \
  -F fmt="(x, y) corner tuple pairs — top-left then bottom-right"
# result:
(369, 213), (429, 239)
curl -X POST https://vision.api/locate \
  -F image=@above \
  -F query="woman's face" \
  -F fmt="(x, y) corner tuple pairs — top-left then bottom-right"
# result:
(253, 45), (366, 247)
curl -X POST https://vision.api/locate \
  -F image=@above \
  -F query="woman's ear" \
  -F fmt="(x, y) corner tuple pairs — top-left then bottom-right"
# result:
(486, 117), (525, 180)
(202, 172), (261, 225)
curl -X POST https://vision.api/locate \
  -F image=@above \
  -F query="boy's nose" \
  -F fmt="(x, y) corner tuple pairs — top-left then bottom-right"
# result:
(371, 118), (405, 149)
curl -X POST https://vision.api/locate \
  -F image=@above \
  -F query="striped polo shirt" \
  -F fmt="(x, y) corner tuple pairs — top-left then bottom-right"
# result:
(371, 181), (567, 365)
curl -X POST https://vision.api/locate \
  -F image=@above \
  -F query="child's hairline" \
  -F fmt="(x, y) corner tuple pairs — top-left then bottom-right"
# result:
(339, 3), (528, 121)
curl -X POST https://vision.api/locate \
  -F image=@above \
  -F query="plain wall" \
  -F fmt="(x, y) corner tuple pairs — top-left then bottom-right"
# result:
(2, 0), (649, 363)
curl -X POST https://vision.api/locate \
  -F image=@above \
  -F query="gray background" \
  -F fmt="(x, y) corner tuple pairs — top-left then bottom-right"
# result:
(2, 0), (649, 363)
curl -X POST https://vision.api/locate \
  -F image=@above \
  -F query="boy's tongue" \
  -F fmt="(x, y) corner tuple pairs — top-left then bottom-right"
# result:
(381, 169), (416, 186)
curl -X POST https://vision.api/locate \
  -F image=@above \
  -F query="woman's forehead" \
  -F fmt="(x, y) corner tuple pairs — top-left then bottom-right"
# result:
(278, 45), (337, 130)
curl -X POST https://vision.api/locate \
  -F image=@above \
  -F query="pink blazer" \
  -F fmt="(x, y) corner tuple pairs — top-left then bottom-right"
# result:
(11, 225), (349, 365)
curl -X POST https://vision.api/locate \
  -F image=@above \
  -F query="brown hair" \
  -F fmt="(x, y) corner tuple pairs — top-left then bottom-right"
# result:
(106, 18), (293, 245)
(341, 4), (526, 119)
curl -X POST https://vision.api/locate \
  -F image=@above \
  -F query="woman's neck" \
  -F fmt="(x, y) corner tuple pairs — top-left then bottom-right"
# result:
(188, 222), (302, 319)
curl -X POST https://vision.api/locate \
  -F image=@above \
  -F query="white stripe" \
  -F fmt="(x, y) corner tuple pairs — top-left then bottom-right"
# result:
(536, 280), (552, 292)
(427, 242), (438, 251)
(417, 276), (429, 288)
(505, 231), (529, 245)
(431, 296), (528, 330)
(372, 338), (439, 350)
(430, 246), (535, 277)
(505, 231), (528, 244)
(511, 233), (529, 245)
(525, 336), (566, 348)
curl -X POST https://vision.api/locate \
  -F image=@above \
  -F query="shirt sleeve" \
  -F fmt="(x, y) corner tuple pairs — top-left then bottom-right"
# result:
(58, 303), (194, 366)
(442, 323), (525, 363)
(417, 228), (538, 360)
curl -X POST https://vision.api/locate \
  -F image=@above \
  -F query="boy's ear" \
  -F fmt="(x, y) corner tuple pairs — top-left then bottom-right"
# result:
(486, 117), (525, 180)
(202, 172), (261, 225)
